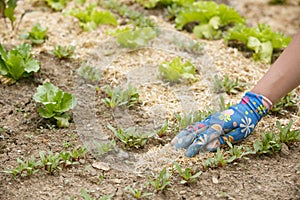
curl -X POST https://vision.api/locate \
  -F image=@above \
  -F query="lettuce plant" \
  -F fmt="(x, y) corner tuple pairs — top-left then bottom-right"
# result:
(33, 82), (77, 128)
(0, 43), (40, 83)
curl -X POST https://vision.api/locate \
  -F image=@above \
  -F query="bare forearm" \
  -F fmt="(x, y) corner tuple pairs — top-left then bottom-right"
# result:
(251, 31), (300, 104)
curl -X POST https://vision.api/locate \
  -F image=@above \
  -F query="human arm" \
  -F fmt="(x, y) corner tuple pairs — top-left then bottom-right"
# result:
(172, 31), (300, 157)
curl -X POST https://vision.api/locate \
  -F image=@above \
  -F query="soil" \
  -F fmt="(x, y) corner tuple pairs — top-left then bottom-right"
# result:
(0, 0), (300, 200)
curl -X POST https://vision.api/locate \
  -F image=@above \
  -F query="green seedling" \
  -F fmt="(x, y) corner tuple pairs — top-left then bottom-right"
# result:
(39, 151), (62, 174)
(270, 91), (298, 114)
(59, 151), (79, 168)
(70, 146), (88, 161)
(203, 148), (227, 169)
(148, 167), (171, 192)
(226, 141), (256, 163)
(276, 120), (300, 144)
(253, 132), (282, 154)
(0, 0), (18, 29)
(63, 140), (73, 148)
(0, 43), (40, 83)
(125, 184), (153, 199)
(51, 45), (75, 59)
(107, 125), (149, 149)
(112, 27), (157, 49)
(103, 0), (156, 28)
(159, 56), (197, 83)
(3, 156), (40, 177)
(214, 75), (247, 95)
(77, 62), (102, 82)
(46, 0), (68, 11)
(102, 85), (140, 109)
(173, 162), (202, 185)
(33, 82), (77, 128)
(20, 23), (48, 45)
(95, 140), (116, 155)
(174, 109), (212, 131)
(68, 4), (117, 31)
(157, 119), (169, 137)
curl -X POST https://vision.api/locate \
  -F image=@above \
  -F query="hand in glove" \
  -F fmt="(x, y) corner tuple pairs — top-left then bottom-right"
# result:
(171, 92), (272, 157)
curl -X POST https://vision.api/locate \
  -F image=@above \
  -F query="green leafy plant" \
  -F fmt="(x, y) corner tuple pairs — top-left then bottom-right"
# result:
(113, 27), (157, 49)
(20, 23), (48, 45)
(157, 119), (169, 137)
(70, 146), (88, 161)
(270, 91), (298, 114)
(214, 75), (247, 95)
(51, 45), (75, 59)
(68, 4), (117, 31)
(173, 162), (202, 185)
(224, 23), (291, 63)
(203, 148), (227, 169)
(107, 125), (149, 149)
(253, 132), (283, 154)
(175, 1), (245, 39)
(0, 43), (40, 83)
(148, 167), (171, 192)
(103, 0), (156, 28)
(95, 140), (116, 155)
(39, 151), (62, 174)
(276, 120), (300, 145)
(174, 109), (212, 131)
(59, 151), (79, 168)
(102, 85), (140, 109)
(45, 0), (68, 11)
(159, 56), (197, 82)
(125, 184), (153, 199)
(3, 156), (40, 177)
(77, 62), (102, 82)
(33, 82), (77, 128)
(226, 141), (256, 164)
(0, 0), (18, 28)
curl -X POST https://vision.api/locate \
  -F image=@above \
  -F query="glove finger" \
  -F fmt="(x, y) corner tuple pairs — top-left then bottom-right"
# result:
(171, 123), (208, 149)
(219, 127), (251, 145)
(184, 124), (223, 157)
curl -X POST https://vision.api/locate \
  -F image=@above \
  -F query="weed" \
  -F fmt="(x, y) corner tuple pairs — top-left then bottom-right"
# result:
(102, 85), (140, 109)
(253, 132), (282, 154)
(157, 119), (169, 137)
(125, 184), (153, 199)
(276, 120), (300, 144)
(51, 45), (75, 59)
(20, 23), (48, 45)
(270, 91), (298, 114)
(214, 75), (247, 95)
(173, 162), (202, 185)
(148, 167), (171, 192)
(107, 125), (149, 149)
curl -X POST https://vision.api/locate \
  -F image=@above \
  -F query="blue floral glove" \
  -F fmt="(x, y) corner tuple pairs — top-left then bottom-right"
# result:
(171, 92), (272, 157)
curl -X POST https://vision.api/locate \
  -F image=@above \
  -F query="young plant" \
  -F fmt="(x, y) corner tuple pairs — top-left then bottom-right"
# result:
(224, 23), (291, 63)
(39, 151), (62, 174)
(214, 75), (247, 95)
(226, 141), (256, 163)
(107, 125), (149, 149)
(270, 91), (298, 114)
(20, 23), (48, 45)
(157, 119), (169, 137)
(51, 45), (75, 59)
(159, 56), (197, 82)
(0, 0), (18, 29)
(125, 184), (153, 199)
(276, 120), (300, 145)
(113, 27), (157, 49)
(70, 146), (88, 161)
(203, 148), (227, 169)
(148, 167), (171, 192)
(103, 0), (156, 28)
(0, 43), (40, 83)
(173, 162), (202, 185)
(46, 0), (68, 11)
(3, 156), (40, 177)
(59, 151), (79, 168)
(77, 62), (102, 82)
(33, 82), (77, 128)
(68, 4), (117, 31)
(95, 140), (116, 155)
(253, 132), (282, 155)
(102, 85), (140, 109)
(175, 1), (245, 39)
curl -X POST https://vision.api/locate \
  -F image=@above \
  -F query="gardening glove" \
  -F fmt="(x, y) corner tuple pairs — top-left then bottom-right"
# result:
(171, 91), (273, 157)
